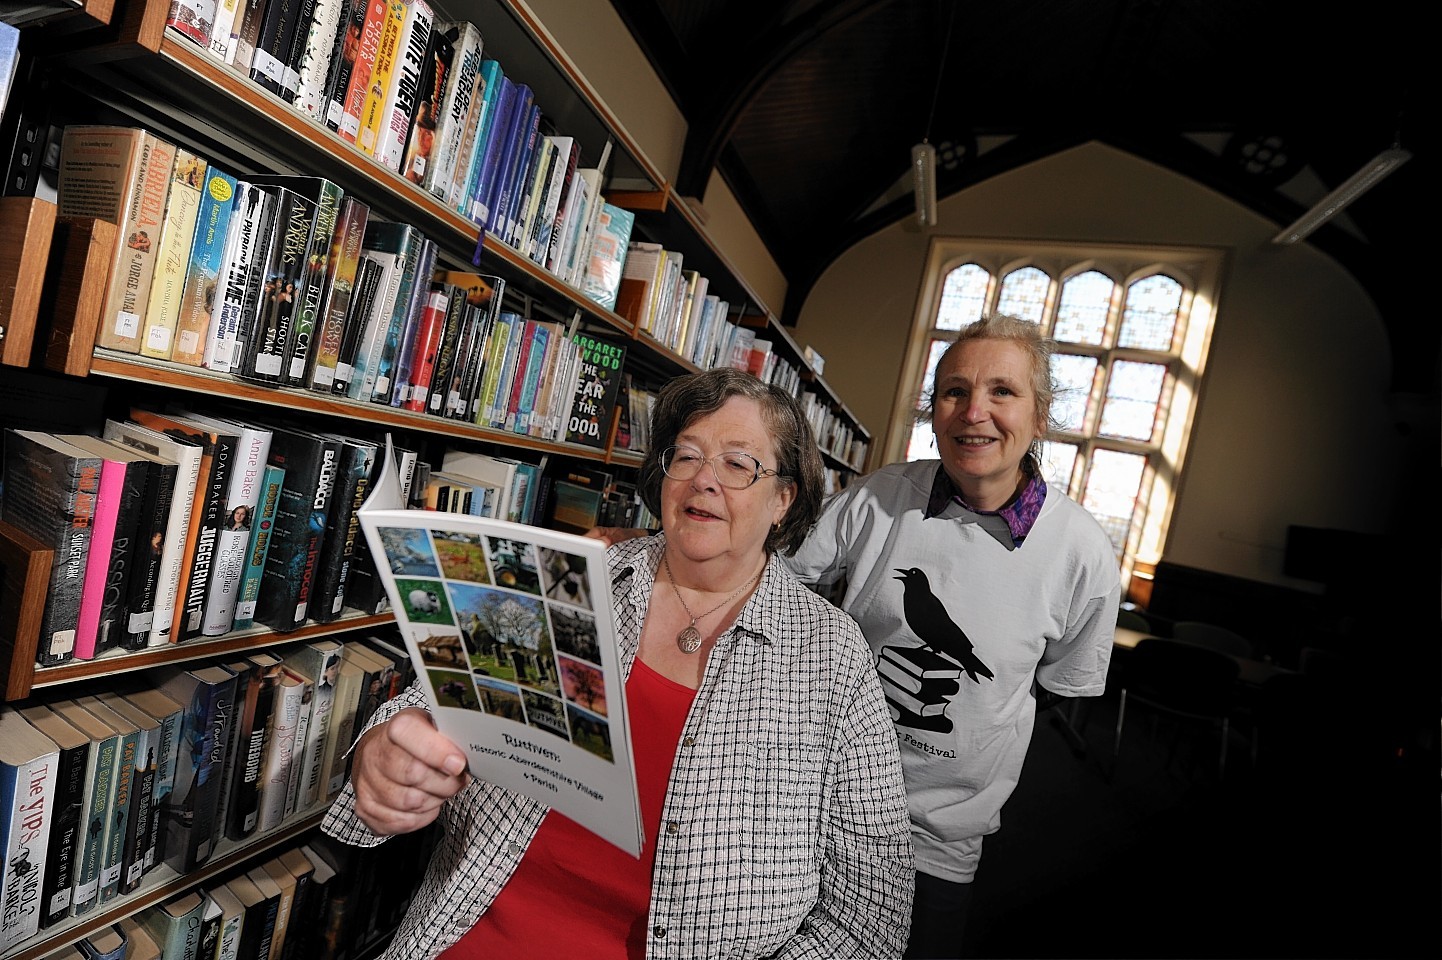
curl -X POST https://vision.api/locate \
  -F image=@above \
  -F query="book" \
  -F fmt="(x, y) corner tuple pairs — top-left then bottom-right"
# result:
(77, 924), (127, 960)
(229, 1), (272, 73)
(175, 413), (275, 634)
(425, 20), (483, 200)
(564, 334), (627, 448)
(275, 847), (316, 960)
(243, 868), (284, 960)
(128, 410), (236, 643)
(227, 872), (279, 960)
(245, 174), (345, 385)
(254, 426), (340, 632)
(223, 652), (283, 840)
(139, 149), (207, 361)
(207, 881), (246, 960)
(55, 126), (177, 354)
(0, 708), (59, 950)
(259, 856), (299, 959)
(167, 2), (216, 48)
(14, 704), (87, 930)
(529, 135), (574, 263)
(357, 464), (643, 854)
(372, 234), (435, 406)
(346, 220), (413, 400)
(399, 281), (448, 411)
(46, 699), (117, 919)
(249, 0), (310, 102)
(0, 430), (102, 664)
(451, 55), (502, 211)
(255, 668), (307, 833)
(319, 653), (364, 798)
(118, 915), (162, 960)
(322, 0), (369, 131)
(353, 0), (407, 156)
(340, 641), (394, 737)
(101, 419), (199, 647)
(54, 436), (150, 659)
(196, 892), (223, 960)
(154, 664), (237, 874)
(331, 254), (384, 398)
(233, 462), (286, 630)
(307, 195), (371, 392)
(114, 685), (183, 874)
(70, 696), (136, 908)
(335, 0), (388, 142)
(465, 72), (516, 225)
(137, 890), (205, 960)
(311, 436), (376, 622)
(581, 204), (634, 312)
(92, 693), (160, 896)
(208, 0), (243, 63)
(237, 185), (316, 383)
(283, 640), (342, 811)
(294, 0), (346, 121)
(172, 166), (240, 367)
(376, 0), (435, 174)
(206, 181), (275, 373)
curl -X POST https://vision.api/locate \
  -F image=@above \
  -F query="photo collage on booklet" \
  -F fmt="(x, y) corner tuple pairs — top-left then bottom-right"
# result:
(377, 525), (615, 762)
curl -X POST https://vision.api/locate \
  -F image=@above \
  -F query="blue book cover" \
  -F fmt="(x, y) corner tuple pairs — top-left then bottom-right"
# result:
(233, 463), (286, 630)
(172, 166), (239, 366)
(369, 230), (431, 405)
(457, 58), (505, 214)
(468, 74), (517, 226)
(483, 83), (534, 237)
(154, 665), (237, 874)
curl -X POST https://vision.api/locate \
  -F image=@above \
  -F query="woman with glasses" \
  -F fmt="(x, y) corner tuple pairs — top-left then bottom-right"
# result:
(324, 368), (913, 959)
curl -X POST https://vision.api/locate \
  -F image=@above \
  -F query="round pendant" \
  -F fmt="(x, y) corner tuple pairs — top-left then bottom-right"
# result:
(676, 624), (703, 654)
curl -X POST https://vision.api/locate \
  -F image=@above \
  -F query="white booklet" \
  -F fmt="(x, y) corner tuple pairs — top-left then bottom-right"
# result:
(357, 439), (643, 855)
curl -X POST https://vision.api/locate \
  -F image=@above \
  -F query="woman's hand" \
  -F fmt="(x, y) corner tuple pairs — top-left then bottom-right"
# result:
(350, 707), (469, 837)
(583, 526), (649, 547)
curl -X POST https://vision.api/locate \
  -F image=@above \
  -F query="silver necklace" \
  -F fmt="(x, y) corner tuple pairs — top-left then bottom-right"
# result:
(661, 551), (761, 654)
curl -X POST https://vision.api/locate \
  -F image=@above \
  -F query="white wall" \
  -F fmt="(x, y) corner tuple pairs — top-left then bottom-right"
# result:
(794, 142), (1404, 589)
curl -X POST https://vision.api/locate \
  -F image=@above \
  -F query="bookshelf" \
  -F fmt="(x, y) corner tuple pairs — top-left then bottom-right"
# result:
(0, 0), (873, 954)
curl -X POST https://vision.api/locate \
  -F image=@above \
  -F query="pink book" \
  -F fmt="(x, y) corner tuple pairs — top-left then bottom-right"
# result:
(72, 449), (125, 658)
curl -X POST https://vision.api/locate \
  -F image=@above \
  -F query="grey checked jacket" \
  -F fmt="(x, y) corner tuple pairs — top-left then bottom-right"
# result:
(322, 534), (914, 958)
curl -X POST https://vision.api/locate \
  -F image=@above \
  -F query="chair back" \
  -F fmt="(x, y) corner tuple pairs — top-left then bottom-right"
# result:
(1117, 609), (1151, 632)
(1172, 620), (1254, 659)
(1128, 637), (1240, 719)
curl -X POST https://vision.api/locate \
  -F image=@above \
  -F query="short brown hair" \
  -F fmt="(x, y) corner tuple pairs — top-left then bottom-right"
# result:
(638, 369), (824, 556)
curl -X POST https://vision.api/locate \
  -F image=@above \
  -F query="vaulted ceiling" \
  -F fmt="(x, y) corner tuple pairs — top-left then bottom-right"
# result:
(608, 0), (1430, 392)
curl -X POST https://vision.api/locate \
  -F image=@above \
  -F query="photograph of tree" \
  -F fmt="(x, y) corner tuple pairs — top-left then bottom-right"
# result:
(558, 655), (607, 716)
(550, 606), (601, 664)
(448, 581), (561, 699)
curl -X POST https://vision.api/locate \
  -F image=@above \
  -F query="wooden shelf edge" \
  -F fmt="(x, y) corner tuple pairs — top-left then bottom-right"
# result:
(42, 216), (116, 377)
(0, 197), (58, 368)
(0, 521), (52, 701)
(3, 807), (329, 960)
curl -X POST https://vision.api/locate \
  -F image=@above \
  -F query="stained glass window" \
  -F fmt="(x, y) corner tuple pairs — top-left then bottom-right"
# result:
(995, 266), (1050, 323)
(1051, 354), (1099, 432)
(936, 263), (990, 331)
(1082, 449), (1147, 554)
(1118, 274), (1182, 350)
(1040, 441), (1078, 491)
(903, 338), (954, 460)
(1054, 270), (1114, 345)
(1099, 360), (1165, 441)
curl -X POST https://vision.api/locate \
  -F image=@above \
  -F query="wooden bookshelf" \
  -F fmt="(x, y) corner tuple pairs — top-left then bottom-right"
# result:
(0, 197), (57, 368)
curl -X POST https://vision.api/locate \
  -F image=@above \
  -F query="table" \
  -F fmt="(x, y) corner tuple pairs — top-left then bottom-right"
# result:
(1112, 627), (1293, 687)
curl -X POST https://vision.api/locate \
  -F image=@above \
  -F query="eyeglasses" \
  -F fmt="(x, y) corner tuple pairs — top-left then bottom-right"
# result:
(660, 445), (782, 490)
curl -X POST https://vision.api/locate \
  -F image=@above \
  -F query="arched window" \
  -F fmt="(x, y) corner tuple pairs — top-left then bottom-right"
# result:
(896, 240), (1222, 591)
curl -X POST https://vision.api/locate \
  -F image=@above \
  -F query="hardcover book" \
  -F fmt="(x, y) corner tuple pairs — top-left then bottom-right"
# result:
(153, 665), (237, 874)
(92, 693), (160, 896)
(425, 19), (483, 200)
(452, 56), (503, 211)
(580, 203), (635, 313)
(117, 915), (161, 960)
(100, 420), (197, 648)
(564, 334), (627, 448)
(76, 923), (127, 960)
(233, 462), (286, 630)
(136, 890), (205, 960)
(45, 699), (116, 919)
(223, 652), (283, 840)
(226, 872), (279, 960)
(346, 220), (413, 400)
(207, 881), (246, 960)
(14, 704), (87, 930)
(0, 708), (60, 950)
(171, 166), (240, 367)
(254, 426), (341, 632)
(127, 410), (236, 643)
(255, 668), (307, 832)
(372, 234), (435, 406)
(139, 149), (207, 361)
(54, 436), (151, 659)
(245, 174), (345, 385)
(71, 696), (136, 908)
(249, 0), (312, 102)
(311, 436), (376, 622)
(206, 181), (278, 373)
(283, 640), (343, 812)
(0, 430), (102, 664)
(277, 846), (317, 960)
(377, 0), (436, 174)
(320, 654), (364, 798)
(331, 255), (384, 398)
(166, 2), (216, 48)
(335, 0), (389, 141)
(237, 185), (315, 384)
(307, 195), (371, 392)
(259, 856), (299, 960)
(55, 126), (177, 354)
(294, 0), (347, 120)
(243, 868), (284, 960)
(353, 0), (407, 156)
(113, 685), (183, 874)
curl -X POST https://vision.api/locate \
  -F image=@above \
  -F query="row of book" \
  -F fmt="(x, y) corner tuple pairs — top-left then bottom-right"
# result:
(616, 240), (743, 370)
(166, 2), (622, 300)
(0, 633), (412, 954)
(62, 821), (431, 960)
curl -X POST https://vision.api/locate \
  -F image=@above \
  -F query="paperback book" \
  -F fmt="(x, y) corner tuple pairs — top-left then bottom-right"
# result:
(356, 443), (642, 854)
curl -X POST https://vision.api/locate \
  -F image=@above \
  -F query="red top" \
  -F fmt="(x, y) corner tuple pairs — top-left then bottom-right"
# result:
(440, 657), (697, 959)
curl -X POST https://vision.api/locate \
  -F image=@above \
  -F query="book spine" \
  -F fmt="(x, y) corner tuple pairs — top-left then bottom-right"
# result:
(72, 456), (124, 659)
(230, 0), (271, 72)
(311, 446), (372, 622)
(234, 462), (286, 630)
(285, 180), (343, 385)
(331, 255), (382, 397)
(172, 167), (240, 366)
(168, 0), (217, 47)
(38, 740), (87, 929)
(159, 672), (237, 874)
(400, 18), (451, 186)
(425, 21), (481, 199)
(139, 150), (206, 361)
(308, 196), (370, 391)
(97, 725), (137, 904)
(143, 703), (180, 874)
(348, 230), (406, 400)
(177, 432), (232, 642)
(376, 0), (434, 173)
(289, 645), (342, 809)
(202, 426), (273, 635)
(337, 0), (388, 141)
(208, 0), (242, 62)
(323, 0), (369, 131)
(482, 83), (532, 236)
(118, 731), (156, 895)
(386, 240), (440, 407)
(466, 73), (514, 224)
(71, 730), (117, 917)
(226, 659), (280, 839)
(294, 0), (345, 121)
(451, 56), (501, 209)
(206, 183), (275, 373)
(91, 456), (148, 653)
(354, 0), (407, 156)
(256, 436), (337, 632)
(113, 134), (176, 353)
(1, 750), (57, 949)
(365, 231), (425, 404)
(421, 283), (464, 415)
(256, 676), (305, 832)
(239, 187), (313, 383)
(503, 319), (538, 432)
(250, 0), (309, 102)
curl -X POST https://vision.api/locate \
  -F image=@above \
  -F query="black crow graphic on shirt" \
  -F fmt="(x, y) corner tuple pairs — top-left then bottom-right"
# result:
(894, 567), (995, 683)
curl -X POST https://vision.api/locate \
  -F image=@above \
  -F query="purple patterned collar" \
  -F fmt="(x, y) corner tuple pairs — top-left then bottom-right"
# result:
(924, 462), (1047, 548)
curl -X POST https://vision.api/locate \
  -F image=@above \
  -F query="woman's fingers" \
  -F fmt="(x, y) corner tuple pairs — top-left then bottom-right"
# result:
(351, 708), (469, 836)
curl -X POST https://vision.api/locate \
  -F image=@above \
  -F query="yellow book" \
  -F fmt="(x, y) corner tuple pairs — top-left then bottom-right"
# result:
(355, 0), (408, 157)
(140, 150), (208, 360)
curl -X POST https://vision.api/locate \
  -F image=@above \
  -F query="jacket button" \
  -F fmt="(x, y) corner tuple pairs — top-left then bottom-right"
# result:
(507, 842), (524, 857)
(653, 924), (667, 939)
(682, 736), (695, 747)
(666, 821), (679, 835)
